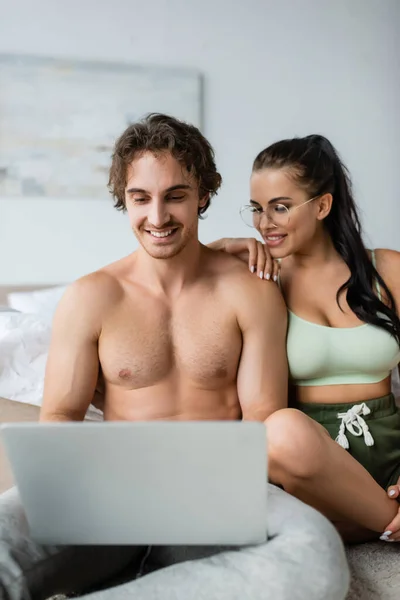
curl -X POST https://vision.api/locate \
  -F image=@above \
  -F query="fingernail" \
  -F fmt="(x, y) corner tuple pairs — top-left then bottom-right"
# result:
(384, 531), (393, 536)
(273, 275), (278, 282)
(266, 273), (270, 280)
(259, 271), (263, 279)
(389, 490), (396, 497)
(250, 266), (255, 273)
(380, 535), (388, 541)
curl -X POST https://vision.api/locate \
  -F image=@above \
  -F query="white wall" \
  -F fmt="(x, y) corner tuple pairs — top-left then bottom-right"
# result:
(0, 0), (399, 284)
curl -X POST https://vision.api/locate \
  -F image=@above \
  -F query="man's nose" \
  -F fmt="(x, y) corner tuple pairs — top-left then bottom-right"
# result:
(148, 200), (170, 228)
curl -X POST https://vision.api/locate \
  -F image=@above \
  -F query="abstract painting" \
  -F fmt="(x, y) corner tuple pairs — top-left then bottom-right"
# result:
(0, 54), (202, 199)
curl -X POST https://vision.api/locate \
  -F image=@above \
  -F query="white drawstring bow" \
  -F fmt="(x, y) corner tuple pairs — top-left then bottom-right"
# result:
(335, 402), (375, 450)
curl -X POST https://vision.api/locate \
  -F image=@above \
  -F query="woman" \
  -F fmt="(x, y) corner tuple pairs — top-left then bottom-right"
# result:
(210, 134), (400, 543)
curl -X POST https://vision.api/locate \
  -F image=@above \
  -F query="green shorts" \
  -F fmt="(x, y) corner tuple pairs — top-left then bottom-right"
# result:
(298, 393), (400, 491)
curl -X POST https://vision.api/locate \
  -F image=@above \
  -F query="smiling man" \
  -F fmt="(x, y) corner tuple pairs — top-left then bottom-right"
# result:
(40, 113), (288, 425)
(0, 114), (349, 600)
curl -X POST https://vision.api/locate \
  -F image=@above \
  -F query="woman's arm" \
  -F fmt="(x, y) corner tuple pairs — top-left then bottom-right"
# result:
(208, 237), (280, 281)
(375, 247), (400, 372)
(375, 248), (400, 311)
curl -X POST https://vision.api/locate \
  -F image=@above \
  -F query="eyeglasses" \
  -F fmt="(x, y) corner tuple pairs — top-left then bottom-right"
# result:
(239, 196), (319, 229)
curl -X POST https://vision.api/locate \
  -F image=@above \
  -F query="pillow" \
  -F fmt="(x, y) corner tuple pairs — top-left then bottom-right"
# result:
(0, 306), (19, 313)
(0, 312), (51, 405)
(7, 285), (67, 319)
(0, 311), (103, 420)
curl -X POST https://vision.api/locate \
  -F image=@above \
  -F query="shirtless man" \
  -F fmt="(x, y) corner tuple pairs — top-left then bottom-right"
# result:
(41, 118), (287, 424)
(0, 114), (349, 600)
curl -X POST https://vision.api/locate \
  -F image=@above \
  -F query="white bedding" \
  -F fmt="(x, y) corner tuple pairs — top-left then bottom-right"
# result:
(0, 285), (62, 404)
(0, 312), (51, 405)
(0, 287), (102, 418)
(7, 285), (66, 318)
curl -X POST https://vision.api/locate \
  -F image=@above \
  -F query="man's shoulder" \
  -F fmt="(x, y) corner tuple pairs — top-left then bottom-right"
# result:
(59, 262), (127, 316)
(76, 270), (121, 295)
(232, 269), (285, 311)
(73, 252), (139, 295)
(204, 246), (254, 281)
(73, 269), (121, 297)
(206, 248), (285, 310)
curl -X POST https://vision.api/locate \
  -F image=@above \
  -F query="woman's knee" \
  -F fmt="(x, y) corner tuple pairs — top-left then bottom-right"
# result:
(266, 408), (329, 480)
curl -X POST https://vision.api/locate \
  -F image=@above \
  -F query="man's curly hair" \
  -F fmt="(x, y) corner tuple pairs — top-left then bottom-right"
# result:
(108, 113), (222, 216)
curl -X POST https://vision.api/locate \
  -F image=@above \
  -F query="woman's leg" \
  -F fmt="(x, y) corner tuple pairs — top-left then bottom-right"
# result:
(265, 408), (398, 535)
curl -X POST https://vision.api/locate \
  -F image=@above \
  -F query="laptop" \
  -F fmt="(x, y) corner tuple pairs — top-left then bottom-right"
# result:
(1, 421), (268, 546)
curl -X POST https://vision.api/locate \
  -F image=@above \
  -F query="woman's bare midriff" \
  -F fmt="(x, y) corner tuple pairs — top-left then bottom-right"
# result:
(296, 376), (392, 405)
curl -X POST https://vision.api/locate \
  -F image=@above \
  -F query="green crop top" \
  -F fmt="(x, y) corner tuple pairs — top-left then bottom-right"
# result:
(285, 251), (400, 387)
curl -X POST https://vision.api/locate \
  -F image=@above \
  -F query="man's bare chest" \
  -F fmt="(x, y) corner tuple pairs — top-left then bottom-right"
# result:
(98, 296), (242, 389)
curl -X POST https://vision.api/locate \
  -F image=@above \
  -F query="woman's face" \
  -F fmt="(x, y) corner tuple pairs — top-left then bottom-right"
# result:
(249, 168), (322, 258)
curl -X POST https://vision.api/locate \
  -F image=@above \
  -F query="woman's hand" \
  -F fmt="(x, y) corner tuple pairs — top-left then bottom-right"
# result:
(381, 505), (400, 542)
(381, 479), (400, 541)
(209, 237), (280, 282)
(387, 478), (400, 502)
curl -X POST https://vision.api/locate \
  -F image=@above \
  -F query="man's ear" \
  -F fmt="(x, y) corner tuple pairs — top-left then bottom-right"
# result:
(316, 193), (333, 221)
(199, 192), (210, 209)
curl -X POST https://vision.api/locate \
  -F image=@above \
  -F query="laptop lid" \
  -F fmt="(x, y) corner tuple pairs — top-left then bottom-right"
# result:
(1, 421), (267, 545)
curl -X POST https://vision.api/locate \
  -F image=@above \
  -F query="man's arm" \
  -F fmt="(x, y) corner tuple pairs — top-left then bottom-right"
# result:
(40, 276), (104, 422)
(235, 275), (288, 421)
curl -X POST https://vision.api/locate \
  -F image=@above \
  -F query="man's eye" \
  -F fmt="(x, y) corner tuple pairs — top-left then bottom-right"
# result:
(167, 195), (185, 202)
(133, 198), (147, 203)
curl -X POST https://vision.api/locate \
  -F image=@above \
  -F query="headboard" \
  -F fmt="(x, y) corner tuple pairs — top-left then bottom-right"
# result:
(0, 285), (59, 306)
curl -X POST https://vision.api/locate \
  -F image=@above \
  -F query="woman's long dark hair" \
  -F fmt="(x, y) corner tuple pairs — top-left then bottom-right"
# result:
(253, 134), (400, 345)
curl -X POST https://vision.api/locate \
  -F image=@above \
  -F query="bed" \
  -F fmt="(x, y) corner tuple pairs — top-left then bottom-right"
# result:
(1, 285), (400, 599)
(0, 284), (55, 305)
(0, 285), (47, 490)
(0, 283), (102, 492)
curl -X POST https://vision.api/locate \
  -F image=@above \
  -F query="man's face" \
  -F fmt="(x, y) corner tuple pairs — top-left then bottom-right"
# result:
(125, 152), (206, 259)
